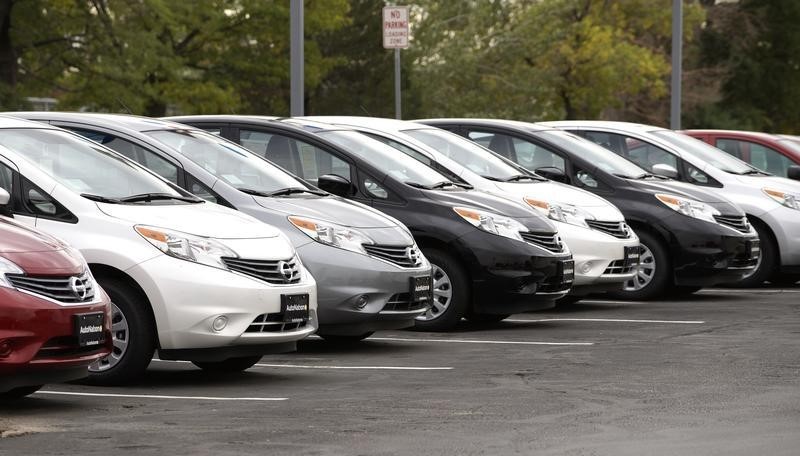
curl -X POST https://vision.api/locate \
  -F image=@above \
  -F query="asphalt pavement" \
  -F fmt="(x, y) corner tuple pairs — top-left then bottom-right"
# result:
(2, 287), (799, 455)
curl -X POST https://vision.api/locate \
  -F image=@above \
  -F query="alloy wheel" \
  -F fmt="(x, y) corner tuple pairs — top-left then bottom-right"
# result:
(417, 264), (452, 321)
(89, 302), (129, 373)
(624, 244), (655, 291)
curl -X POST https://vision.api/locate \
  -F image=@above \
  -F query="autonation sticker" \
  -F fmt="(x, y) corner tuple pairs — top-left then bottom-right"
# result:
(383, 6), (409, 49)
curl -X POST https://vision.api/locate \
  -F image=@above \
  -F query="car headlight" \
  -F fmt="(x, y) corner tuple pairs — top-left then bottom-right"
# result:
(763, 188), (800, 211)
(453, 207), (527, 241)
(135, 225), (236, 270)
(0, 256), (24, 288)
(288, 216), (375, 255)
(524, 197), (592, 228)
(655, 194), (720, 223)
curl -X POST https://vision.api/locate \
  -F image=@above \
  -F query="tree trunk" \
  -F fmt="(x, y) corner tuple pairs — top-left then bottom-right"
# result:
(0, 0), (16, 89)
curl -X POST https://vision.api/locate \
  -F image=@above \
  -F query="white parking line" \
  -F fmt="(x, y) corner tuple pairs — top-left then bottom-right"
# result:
(150, 359), (452, 371)
(35, 391), (287, 401)
(505, 318), (705, 324)
(255, 363), (453, 370)
(701, 288), (800, 293)
(369, 337), (594, 346)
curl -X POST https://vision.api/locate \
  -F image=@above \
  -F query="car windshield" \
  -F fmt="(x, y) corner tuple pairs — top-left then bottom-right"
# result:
(402, 128), (524, 180)
(534, 129), (650, 178)
(146, 129), (308, 194)
(651, 130), (757, 174)
(315, 130), (456, 188)
(0, 128), (186, 200)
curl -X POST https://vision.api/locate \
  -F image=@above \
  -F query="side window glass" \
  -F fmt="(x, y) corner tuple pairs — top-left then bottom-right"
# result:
(0, 162), (12, 193)
(467, 131), (512, 159)
(745, 142), (792, 177)
(715, 138), (744, 160)
(363, 133), (433, 166)
(585, 131), (677, 172)
(139, 149), (179, 184)
(511, 137), (565, 172)
(185, 174), (232, 207)
(20, 177), (75, 222)
(583, 131), (625, 155)
(363, 176), (388, 199)
(685, 163), (710, 184)
(575, 168), (599, 188)
(239, 129), (272, 157)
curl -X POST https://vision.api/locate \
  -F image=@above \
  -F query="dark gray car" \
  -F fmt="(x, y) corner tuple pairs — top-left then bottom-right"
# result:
(14, 112), (433, 342)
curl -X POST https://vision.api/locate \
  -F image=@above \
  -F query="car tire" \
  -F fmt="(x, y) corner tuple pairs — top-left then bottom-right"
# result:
(318, 332), (375, 344)
(611, 230), (671, 300)
(732, 219), (776, 288)
(85, 278), (156, 386)
(0, 385), (42, 399)
(412, 248), (470, 331)
(192, 356), (262, 372)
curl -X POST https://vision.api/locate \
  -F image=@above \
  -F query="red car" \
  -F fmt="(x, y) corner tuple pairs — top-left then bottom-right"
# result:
(1, 189), (112, 399)
(684, 130), (800, 180)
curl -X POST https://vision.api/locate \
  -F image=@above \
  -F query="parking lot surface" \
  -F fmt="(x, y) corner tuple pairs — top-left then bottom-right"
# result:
(2, 287), (799, 455)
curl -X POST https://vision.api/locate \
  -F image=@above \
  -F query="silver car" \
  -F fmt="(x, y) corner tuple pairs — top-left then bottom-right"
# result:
(16, 112), (433, 342)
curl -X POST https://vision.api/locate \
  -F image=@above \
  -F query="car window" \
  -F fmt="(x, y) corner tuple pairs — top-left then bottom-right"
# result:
(0, 161), (11, 193)
(725, 140), (792, 177)
(465, 130), (566, 172)
(651, 130), (755, 175)
(71, 128), (180, 184)
(586, 131), (677, 172)
(0, 129), (184, 201)
(533, 130), (648, 178)
(363, 175), (389, 199)
(715, 138), (744, 160)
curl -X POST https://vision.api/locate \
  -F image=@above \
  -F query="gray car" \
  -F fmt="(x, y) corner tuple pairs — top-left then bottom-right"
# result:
(16, 112), (433, 342)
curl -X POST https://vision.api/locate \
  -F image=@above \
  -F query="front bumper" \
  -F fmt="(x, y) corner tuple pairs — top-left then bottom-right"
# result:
(0, 288), (112, 392)
(759, 205), (800, 268)
(668, 217), (759, 286)
(453, 230), (574, 315)
(555, 221), (639, 287)
(126, 254), (318, 352)
(298, 242), (432, 336)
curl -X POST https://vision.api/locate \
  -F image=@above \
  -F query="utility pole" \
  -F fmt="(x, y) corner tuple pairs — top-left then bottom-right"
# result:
(290, 0), (304, 117)
(670, 0), (682, 130)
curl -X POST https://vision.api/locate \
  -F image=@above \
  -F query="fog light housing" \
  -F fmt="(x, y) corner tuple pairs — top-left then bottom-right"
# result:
(579, 262), (592, 275)
(211, 316), (228, 332)
(354, 295), (369, 310)
(0, 339), (12, 358)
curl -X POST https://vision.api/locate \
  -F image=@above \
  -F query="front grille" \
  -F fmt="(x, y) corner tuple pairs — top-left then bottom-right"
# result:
(222, 257), (301, 285)
(245, 313), (309, 333)
(603, 259), (636, 275)
(7, 271), (95, 304)
(586, 220), (632, 239)
(363, 244), (422, 268)
(381, 293), (429, 312)
(714, 215), (751, 233)
(520, 232), (564, 253)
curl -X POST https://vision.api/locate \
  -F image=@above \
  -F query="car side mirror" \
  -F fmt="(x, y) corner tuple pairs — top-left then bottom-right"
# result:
(788, 165), (800, 181)
(652, 163), (679, 179)
(0, 188), (12, 217)
(535, 166), (568, 184)
(317, 174), (353, 197)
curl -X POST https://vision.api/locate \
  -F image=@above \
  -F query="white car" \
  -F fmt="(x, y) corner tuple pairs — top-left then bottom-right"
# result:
(0, 117), (317, 384)
(544, 120), (800, 286)
(306, 117), (640, 299)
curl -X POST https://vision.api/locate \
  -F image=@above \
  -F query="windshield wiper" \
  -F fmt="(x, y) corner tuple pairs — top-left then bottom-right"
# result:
(264, 187), (328, 197)
(81, 193), (121, 204)
(503, 174), (538, 182)
(739, 169), (769, 176)
(118, 193), (201, 203)
(405, 181), (457, 190)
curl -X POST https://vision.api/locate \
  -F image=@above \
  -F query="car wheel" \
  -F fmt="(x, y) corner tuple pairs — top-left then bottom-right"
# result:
(318, 332), (375, 344)
(611, 230), (671, 300)
(192, 356), (262, 372)
(86, 278), (155, 385)
(465, 313), (510, 325)
(0, 385), (42, 399)
(732, 219), (776, 288)
(413, 248), (469, 331)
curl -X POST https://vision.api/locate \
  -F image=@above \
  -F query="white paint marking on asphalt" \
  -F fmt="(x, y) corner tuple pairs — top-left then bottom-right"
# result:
(35, 391), (287, 401)
(701, 288), (800, 293)
(254, 363), (453, 370)
(571, 299), (648, 304)
(150, 359), (452, 371)
(369, 337), (594, 346)
(505, 318), (705, 324)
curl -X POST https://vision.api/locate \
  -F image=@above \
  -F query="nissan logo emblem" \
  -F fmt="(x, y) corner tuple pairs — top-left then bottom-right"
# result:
(69, 276), (88, 300)
(406, 247), (420, 265)
(277, 261), (295, 283)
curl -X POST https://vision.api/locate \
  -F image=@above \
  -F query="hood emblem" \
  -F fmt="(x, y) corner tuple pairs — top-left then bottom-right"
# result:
(69, 276), (89, 300)
(277, 261), (295, 283)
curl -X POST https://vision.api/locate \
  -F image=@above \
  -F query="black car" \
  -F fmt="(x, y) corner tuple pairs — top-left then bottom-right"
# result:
(420, 119), (760, 299)
(169, 115), (574, 330)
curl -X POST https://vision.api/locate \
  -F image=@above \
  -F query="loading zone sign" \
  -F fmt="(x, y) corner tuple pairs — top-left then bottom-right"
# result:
(383, 6), (409, 49)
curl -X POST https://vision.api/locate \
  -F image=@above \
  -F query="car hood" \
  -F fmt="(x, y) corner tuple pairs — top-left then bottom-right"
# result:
(423, 189), (557, 232)
(736, 174), (800, 193)
(631, 179), (743, 215)
(252, 195), (402, 229)
(0, 218), (84, 275)
(97, 201), (282, 239)
(492, 180), (623, 220)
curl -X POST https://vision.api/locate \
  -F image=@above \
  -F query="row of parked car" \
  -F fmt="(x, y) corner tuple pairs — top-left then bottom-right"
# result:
(1, 112), (797, 399)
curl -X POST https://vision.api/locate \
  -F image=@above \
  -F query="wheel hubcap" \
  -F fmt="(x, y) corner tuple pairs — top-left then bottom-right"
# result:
(624, 244), (655, 291)
(89, 302), (129, 373)
(417, 264), (452, 322)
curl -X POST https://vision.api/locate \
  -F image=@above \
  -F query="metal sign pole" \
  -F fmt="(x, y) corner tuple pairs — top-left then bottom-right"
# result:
(395, 49), (401, 119)
(670, 0), (682, 130)
(290, 0), (304, 117)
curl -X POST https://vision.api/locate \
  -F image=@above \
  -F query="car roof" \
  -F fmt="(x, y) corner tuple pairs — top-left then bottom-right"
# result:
(419, 118), (556, 133)
(685, 129), (784, 141)
(539, 120), (668, 134)
(8, 111), (192, 133)
(0, 114), (64, 130)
